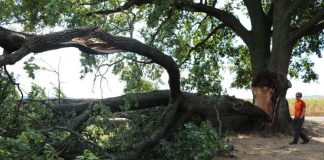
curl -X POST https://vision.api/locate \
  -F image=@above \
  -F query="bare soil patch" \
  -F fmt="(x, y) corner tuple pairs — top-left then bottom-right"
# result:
(215, 117), (324, 160)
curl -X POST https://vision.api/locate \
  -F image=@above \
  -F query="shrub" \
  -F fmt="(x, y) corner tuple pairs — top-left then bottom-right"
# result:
(142, 121), (230, 160)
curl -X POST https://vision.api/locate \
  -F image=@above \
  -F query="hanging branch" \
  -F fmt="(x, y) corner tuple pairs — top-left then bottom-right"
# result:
(3, 66), (23, 107)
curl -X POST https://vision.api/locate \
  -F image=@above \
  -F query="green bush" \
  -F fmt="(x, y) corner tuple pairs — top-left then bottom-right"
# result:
(143, 121), (230, 160)
(0, 130), (57, 160)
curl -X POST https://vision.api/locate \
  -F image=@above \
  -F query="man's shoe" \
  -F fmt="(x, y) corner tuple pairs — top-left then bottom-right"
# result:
(301, 140), (309, 144)
(289, 142), (297, 145)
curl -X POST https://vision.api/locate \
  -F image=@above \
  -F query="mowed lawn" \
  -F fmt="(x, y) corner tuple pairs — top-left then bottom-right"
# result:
(288, 98), (324, 116)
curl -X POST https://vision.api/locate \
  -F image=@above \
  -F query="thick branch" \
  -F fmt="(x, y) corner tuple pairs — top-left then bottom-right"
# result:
(289, 9), (324, 42)
(0, 26), (34, 54)
(175, 1), (252, 46)
(50, 90), (271, 123)
(92, 28), (181, 98)
(266, 2), (274, 23)
(243, 0), (267, 30)
(0, 26), (181, 99)
(88, 0), (153, 16)
(51, 90), (170, 113)
(0, 26), (99, 65)
(287, 0), (308, 15)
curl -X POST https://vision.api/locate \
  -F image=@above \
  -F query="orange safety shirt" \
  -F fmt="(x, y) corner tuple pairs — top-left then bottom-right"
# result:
(294, 99), (306, 118)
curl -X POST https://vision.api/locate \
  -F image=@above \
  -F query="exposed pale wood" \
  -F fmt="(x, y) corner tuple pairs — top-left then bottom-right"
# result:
(253, 87), (274, 118)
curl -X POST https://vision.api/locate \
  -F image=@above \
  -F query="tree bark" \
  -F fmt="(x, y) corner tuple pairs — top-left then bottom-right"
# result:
(252, 71), (292, 134)
(42, 90), (270, 132)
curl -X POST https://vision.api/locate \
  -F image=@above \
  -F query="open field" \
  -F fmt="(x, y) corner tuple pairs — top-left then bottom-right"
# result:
(288, 98), (324, 116)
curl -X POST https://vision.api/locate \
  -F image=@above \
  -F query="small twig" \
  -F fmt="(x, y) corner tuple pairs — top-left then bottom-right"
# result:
(3, 66), (24, 126)
(214, 103), (222, 134)
(179, 23), (226, 67)
(3, 66), (24, 107)
(39, 58), (64, 106)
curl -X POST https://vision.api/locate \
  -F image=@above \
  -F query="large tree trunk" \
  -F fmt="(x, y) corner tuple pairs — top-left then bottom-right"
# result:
(43, 90), (270, 132)
(246, 1), (299, 135)
(251, 71), (293, 134)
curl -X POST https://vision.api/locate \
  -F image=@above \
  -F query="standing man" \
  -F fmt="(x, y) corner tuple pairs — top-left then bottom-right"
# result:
(290, 92), (309, 145)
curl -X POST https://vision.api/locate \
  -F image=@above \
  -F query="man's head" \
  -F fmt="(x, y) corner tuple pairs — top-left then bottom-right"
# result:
(296, 92), (302, 99)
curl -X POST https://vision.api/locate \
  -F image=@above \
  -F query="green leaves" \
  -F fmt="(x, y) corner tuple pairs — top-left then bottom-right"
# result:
(289, 33), (323, 82)
(147, 0), (174, 28)
(0, 68), (19, 103)
(0, 130), (48, 160)
(23, 56), (40, 79)
(119, 63), (157, 94)
(181, 61), (223, 96)
(228, 45), (252, 89)
(289, 56), (319, 83)
(80, 53), (98, 79)
(74, 150), (99, 160)
(151, 121), (230, 160)
(28, 83), (47, 100)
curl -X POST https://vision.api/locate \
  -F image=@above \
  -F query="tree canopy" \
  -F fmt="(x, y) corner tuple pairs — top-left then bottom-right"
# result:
(1, 0), (323, 92)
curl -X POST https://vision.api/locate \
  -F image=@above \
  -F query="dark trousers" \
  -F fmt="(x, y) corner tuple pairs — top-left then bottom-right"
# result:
(292, 117), (309, 143)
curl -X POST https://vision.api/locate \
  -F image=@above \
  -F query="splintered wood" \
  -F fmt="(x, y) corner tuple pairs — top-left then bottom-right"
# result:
(253, 87), (274, 118)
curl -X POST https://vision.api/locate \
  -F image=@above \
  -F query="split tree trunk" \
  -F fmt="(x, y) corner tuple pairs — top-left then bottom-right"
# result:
(251, 71), (293, 134)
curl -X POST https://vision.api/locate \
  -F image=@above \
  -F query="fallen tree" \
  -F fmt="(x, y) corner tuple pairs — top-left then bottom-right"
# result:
(1, 26), (271, 159)
(33, 90), (271, 131)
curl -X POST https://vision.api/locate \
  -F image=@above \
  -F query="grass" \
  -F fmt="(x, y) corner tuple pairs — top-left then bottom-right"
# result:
(288, 98), (324, 116)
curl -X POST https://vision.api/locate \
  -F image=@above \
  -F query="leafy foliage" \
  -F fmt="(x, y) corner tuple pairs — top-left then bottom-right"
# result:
(289, 33), (323, 82)
(119, 62), (157, 94)
(74, 150), (98, 160)
(228, 45), (252, 89)
(0, 82), (57, 159)
(142, 121), (231, 160)
(0, 130), (57, 160)
(0, 82), (92, 159)
(1, 0), (323, 91)
(0, 68), (18, 104)
(23, 56), (41, 79)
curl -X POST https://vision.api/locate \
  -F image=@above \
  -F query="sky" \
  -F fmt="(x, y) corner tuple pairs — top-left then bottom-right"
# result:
(3, 48), (125, 99)
(1, 46), (323, 99)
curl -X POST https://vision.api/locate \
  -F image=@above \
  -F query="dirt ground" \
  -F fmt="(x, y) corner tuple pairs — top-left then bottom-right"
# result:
(215, 117), (324, 160)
